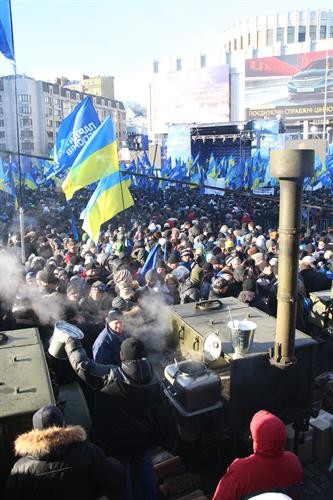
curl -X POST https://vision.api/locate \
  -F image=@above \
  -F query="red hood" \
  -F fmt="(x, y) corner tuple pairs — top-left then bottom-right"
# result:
(250, 410), (286, 457)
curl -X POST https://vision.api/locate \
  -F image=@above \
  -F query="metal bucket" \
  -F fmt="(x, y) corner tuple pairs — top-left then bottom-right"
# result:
(227, 319), (256, 356)
(48, 321), (84, 360)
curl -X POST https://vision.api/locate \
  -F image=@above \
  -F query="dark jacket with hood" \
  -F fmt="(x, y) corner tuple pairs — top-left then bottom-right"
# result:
(65, 338), (163, 456)
(179, 277), (200, 304)
(213, 410), (303, 500)
(5, 425), (125, 500)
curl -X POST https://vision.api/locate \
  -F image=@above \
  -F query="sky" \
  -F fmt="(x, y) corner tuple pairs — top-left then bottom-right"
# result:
(1, 0), (333, 104)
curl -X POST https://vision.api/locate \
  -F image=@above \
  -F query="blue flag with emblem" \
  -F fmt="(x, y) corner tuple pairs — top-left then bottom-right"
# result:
(53, 96), (100, 178)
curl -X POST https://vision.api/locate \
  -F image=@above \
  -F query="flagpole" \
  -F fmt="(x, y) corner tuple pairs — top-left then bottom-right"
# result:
(8, 0), (25, 263)
(13, 62), (25, 263)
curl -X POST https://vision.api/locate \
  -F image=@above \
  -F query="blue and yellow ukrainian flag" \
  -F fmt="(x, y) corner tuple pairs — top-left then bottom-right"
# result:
(80, 171), (134, 243)
(24, 171), (38, 190)
(62, 115), (119, 200)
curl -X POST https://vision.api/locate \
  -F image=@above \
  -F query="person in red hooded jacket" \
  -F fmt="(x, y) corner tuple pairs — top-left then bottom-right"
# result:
(213, 410), (303, 500)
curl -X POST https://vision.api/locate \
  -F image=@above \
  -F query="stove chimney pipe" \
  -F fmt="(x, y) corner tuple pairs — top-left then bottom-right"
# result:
(269, 149), (314, 368)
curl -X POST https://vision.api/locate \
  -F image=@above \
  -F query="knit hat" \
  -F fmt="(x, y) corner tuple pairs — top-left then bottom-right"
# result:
(114, 269), (131, 283)
(120, 337), (146, 360)
(156, 259), (167, 269)
(33, 405), (65, 430)
(91, 280), (106, 291)
(106, 308), (123, 323)
(167, 255), (179, 265)
(112, 295), (130, 311)
(145, 269), (158, 283)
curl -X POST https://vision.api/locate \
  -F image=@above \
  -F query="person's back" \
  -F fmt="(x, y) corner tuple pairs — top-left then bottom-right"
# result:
(5, 405), (125, 500)
(213, 410), (303, 500)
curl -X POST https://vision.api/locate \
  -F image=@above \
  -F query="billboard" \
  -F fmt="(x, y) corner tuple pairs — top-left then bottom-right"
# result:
(245, 50), (333, 120)
(166, 124), (191, 164)
(151, 65), (229, 134)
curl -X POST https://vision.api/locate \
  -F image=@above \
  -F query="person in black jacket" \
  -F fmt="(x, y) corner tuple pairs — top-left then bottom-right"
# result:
(4, 405), (125, 500)
(62, 335), (163, 500)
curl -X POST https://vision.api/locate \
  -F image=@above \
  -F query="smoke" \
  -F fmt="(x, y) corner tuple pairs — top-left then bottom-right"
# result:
(0, 248), (65, 326)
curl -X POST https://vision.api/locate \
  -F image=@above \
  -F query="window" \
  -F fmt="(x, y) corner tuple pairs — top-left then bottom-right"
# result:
(21, 130), (33, 138)
(233, 38), (237, 50)
(54, 98), (60, 105)
(47, 131), (54, 139)
(49, 85), (53, 94)
(19, 94), (31, 103)
(66, 90), (70, 99)
(0, 119), (4, 127)
(20, 106), (31, 114)
(48, 108), (53, 115)
(45, 96), (52, 104)
(46, 119), (53, 127)
(21, 142), (34, 151)
(330, 26), (333, 38)
(320, 25), (327, 39)
(298, 26), (306, 42)
(56, 121), (61, 127)
(266, 29), (273, 46)
(101, 98), (104, 106)
(0, 143), (5, 151)
(176, 58), (182, 71)
(240, 36), (243, 50)
(47, 142), (53, 151)
(20, 118), (32, 126)
(76, 93), (80, 100)
(248, 33), (251, 45)
(0, 131), (5, 138)
(277, 27), (284, 43)
(54, 109), (62, 116)
(287, 26), (295, 43)
(309, 25), (317, 40)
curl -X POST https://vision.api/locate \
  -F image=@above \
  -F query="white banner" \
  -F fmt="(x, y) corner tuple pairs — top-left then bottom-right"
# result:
(252, 187), (274, 196)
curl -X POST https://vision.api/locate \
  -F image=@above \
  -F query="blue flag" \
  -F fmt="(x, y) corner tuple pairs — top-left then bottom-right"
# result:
(53, 96), (100, 177)
(0, 0), (14, 61)
(139, 244), (159, 276)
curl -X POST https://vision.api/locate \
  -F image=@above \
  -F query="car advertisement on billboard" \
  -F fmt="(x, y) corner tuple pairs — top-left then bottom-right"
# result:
(245, 49), (333, 120)
(150, 65), (230, 133)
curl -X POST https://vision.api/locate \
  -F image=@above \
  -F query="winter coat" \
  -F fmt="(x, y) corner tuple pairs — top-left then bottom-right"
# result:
(300, 267), (331, 295)
(179, 278), (200, 304)
(213, 410), (303, 500)
(65, 338), (163, 456)
(92, 324), (128, 365)
(5, 425), (125, 500)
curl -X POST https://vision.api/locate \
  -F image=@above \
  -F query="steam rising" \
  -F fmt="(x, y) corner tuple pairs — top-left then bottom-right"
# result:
(0, 248), (64, 325)
(123, 295), (171, 354)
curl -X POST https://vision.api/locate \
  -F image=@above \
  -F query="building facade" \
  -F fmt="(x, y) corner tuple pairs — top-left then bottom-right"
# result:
(0, 75), (126, 158)
(148, 9), (333, 142)
(65, 74), (115, 100)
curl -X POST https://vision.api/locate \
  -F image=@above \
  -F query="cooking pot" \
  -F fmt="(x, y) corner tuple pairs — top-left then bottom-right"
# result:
(48, 321), (84, 359)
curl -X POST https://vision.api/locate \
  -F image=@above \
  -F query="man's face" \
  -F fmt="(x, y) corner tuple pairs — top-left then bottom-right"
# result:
(90, 287), (104, 300)
(156, 266), (165, 276)
(108, 319), (123, 334)
(67, 242), (77, 254)
(68, 290), (81, 302)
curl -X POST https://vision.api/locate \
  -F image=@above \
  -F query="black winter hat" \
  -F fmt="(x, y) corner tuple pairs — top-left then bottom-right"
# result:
(33, 405), (65, 430)
(120, 337), (146, 360)
(106, 308), (123, 323)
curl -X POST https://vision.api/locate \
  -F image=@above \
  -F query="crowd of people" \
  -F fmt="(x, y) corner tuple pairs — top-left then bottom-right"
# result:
(1, 183), (333, 499)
